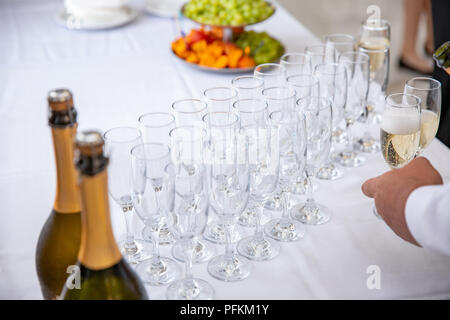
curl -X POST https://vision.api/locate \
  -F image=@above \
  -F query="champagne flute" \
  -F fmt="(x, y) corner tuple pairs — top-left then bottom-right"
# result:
(292, 97), (333, 225)
(203, 112), (243, 244)
(404, 77), (441, 152)
(169, 126), (215, 264)
(131, 143), (181, 285)
(305, 45), (337, 74)
(203, 87), (237, 113)
(103, 127), (149, 264)
(171, 98), (208, 127)
(280, 53), (312, 76)
(138, 112), (176, 245)
(374, 93), (421, 219)
(314, 63), (347, 180)
(166, 163), (214, 300)
(231, 76), (265, 99)
(286, 74), (320, 194)
(333, 51), (370, 167)
(261, 86), (297, 211)
(355, 44), (389, 152)
(254, 63), (286, 87)
(235, 99), (281, 260)
(207, 127), (253, 281)
(325, 33), (356, 55)
(264, 109), (307, 241)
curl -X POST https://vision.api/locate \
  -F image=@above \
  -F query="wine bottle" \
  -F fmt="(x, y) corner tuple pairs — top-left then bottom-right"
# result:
(433, 41), (450, 74)
(60, 131), (148, 300)
(36, 89), (81, 300)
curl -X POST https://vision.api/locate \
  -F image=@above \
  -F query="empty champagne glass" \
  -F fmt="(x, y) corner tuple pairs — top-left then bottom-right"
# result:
(404, 77), (441, 153)
(103, 127), (149, 264)
(305, 44), (337, 72)
(138, 112), (176, 245)
(235, 99), (281, 260)
(286, 74), (320, 194)
(292, 97), (333, 225)
(333, 52), (370, 167)
(231, 76), (265, 99)
(374, 93), (421, 219)
(169, 126), (215, 264)
(325, 33), (356, 55)
(354, 43), (389, 152)
(314, 63), (347, 180)
(131, 143), (181, 285)
(207, 129), (253, 281)
(203, 112), (243, 244)
(203, 87), (237, 113)
(261, 86), (297, 210)
(264, 109), (307, 241)
(166, 163), (214, 300)
(254, 63), (286, 88)
(280, 53), (312, 76)
(171, 98), (208, 127)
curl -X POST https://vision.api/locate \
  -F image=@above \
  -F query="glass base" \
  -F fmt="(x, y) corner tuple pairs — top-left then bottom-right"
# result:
(158, 226), (176, 245)
(264, 192), (283, 211)
(237, 235), (280, 261)
(291, 202), (331, 225)
(333, 128), (347, 144)
(354, 137), (380, 153)
(207, 254), (253, 282)
(264, 218), (306, 242)
(135, 256), (181, 286)
(316, 162), (344, 180)
(237, 206), (258, 227)
(332, 151), (365, 167)
(172, 239), (215, 264)
(203, 221), (242, 244)
(118, 239), (151, 265)
(166, 278), (214, 300)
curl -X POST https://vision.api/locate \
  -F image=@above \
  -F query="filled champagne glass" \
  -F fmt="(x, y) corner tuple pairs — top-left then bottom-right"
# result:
(403, 77), (441, 152)
(373, 93), (421, 219)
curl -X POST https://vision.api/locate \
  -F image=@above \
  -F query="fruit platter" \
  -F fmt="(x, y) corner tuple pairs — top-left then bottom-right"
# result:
(171, 0), (285, 73)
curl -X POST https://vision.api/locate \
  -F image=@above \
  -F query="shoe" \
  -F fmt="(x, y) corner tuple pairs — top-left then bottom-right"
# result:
(399, 58), (433, 76)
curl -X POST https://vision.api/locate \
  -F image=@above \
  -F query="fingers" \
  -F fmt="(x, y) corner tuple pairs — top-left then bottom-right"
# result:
(362, 177), (379, 198)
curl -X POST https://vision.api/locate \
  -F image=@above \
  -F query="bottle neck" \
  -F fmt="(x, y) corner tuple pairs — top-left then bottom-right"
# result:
(78, 169), (122, 270)
(52, 125), (81, 214)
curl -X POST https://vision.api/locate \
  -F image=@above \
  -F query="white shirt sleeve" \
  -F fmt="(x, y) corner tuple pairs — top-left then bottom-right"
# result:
(405, 183), (450, 257)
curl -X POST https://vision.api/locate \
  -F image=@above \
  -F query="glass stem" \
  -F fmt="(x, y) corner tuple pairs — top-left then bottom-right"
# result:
(150, 225), (162, 266)
(224, 221), (234, 260)
(280, 190), (291, 224)
(122, 206), (136, 251)
(345, 119), (354, 154)
(184, 239), (195, 281)
(254, 203), (264, 241)
(306, 167), (316, 206)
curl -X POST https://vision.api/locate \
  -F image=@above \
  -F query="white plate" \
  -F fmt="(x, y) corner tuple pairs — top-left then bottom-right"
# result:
(55, 6), (139, 30)
(145, 0), (184, 18)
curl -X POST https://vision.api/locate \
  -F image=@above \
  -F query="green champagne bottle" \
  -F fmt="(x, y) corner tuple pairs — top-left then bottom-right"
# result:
(36, 89), (81, 300)
(60, 131), (148, 300)
(433, 41), (450, 74)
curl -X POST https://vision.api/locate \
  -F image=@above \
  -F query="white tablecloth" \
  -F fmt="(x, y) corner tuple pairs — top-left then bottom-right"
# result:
(1, 0), (450, 300)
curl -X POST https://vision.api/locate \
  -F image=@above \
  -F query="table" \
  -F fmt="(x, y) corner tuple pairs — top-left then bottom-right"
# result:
(1, 0), (450, 300)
